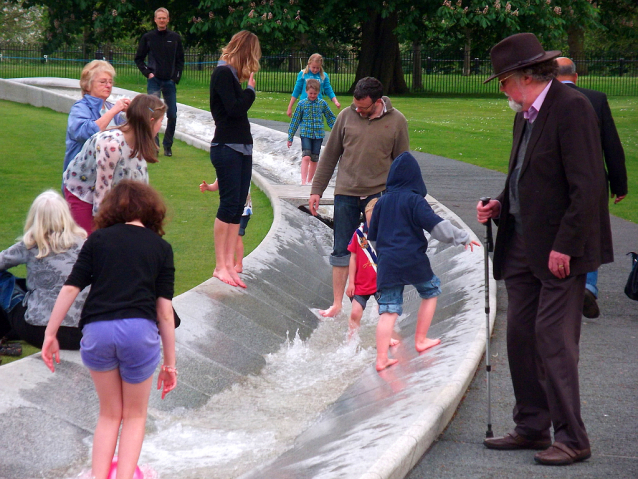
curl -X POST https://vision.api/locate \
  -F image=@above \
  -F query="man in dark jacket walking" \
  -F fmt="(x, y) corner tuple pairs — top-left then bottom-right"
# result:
(556, 56), (628, 319)
(135, 7), (184, 157)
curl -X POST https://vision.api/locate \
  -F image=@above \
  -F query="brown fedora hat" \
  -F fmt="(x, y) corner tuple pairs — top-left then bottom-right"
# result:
(484, 33), (560, 84)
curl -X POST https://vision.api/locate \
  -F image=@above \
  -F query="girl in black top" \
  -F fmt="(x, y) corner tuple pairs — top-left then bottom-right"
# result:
(43, 181), (177, 479)
(209, 30), (261, 288)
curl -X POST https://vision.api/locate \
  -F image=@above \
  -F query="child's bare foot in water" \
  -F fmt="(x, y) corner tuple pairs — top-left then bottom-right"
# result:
(319, 305), (341, 317)
(214, 268), (238, 287)
(415, 338), (441, 353)
(376, 357), (399, 371)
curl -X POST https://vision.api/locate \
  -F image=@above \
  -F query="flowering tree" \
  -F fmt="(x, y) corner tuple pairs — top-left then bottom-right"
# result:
(0, 0), (46, 43)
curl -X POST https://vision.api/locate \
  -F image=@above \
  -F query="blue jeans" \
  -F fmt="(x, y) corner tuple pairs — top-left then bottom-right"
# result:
(147, 77), (177, 147)
(585, 270), (598, 297)
(331, 193), (381, 267)
(210, 145), (252, 224)
(301, 137), (323, 161)
(376, 275), (442, 316)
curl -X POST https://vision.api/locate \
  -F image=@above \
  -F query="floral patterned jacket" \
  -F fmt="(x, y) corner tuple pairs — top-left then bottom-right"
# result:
(0, 240), (88, 327)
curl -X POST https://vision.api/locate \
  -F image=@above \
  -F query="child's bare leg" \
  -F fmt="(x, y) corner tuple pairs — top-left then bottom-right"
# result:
(90, 369), (123, 479)
(213, 219), (238, 287)
(301, 156), (311, 185)
(414, 297), (441, 352)
(234, 235), (245, 273)
(376, 312), (399, 371)
(348, 299), (364, 341)
(115, 376), (153, 479)
(307, 159), (318, 184)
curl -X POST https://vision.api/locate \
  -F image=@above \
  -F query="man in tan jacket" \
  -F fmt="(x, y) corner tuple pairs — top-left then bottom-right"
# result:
(309, 77), (409, 317)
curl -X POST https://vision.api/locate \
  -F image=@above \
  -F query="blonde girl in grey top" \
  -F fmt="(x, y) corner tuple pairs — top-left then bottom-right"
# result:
(0, 191), (88, 349)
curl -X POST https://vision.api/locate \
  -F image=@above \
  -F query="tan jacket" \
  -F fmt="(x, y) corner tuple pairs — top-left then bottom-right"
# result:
(310, 97), (409, 197)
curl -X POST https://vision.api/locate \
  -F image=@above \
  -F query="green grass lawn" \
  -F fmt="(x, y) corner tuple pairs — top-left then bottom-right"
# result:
(0, 99), (273, 363)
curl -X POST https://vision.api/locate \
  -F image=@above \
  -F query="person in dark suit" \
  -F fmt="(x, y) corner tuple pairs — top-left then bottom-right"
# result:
(556, 57), (628, 319)
(477, 33), (613, 466)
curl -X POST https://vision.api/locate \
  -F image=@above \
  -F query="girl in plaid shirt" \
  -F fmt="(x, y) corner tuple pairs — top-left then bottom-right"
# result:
(287, 79), (337, 185)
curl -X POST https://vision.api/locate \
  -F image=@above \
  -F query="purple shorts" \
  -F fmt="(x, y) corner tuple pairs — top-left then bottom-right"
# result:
(80, 318), (161, 384)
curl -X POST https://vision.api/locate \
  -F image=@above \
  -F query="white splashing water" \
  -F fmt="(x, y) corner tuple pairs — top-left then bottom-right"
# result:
(66, 302), (381, 479)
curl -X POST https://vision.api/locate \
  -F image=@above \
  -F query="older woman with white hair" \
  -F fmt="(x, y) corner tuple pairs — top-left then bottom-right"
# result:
(0, 190), (88, 350)
(62, 60), (131, 175)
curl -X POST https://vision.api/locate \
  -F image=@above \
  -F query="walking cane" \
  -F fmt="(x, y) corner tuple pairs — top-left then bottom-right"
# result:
(480, 197), (494, 439)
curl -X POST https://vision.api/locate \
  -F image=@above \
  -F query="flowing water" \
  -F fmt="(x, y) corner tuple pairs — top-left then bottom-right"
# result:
(70, 305), (382, 479)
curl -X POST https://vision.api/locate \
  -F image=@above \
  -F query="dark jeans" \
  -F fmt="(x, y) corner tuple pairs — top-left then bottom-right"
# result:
(0, 302), (82, 350)
(147, 77), (177, 148)
(210, 145), (252, 224)
(331, 193), (381, 267)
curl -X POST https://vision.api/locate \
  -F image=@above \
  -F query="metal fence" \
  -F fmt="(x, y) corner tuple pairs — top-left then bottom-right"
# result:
(1, 43), (637, 96)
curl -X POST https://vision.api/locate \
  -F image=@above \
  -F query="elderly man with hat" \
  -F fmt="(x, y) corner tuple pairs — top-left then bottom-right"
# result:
(477, 33), (613, 465)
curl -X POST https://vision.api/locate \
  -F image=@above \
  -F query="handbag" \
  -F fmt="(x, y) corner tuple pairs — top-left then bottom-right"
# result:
(624, 252), (638, 301)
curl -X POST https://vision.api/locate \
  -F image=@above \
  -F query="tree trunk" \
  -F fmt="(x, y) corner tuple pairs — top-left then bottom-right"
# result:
(349, 9), (408, 95)
(412, 41), (422, 90)
(463, 28), (472, 76)
(567, 26), (588, 75)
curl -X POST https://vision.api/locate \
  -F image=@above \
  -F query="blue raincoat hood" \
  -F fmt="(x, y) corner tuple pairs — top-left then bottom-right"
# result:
(386, 151), (427, 197)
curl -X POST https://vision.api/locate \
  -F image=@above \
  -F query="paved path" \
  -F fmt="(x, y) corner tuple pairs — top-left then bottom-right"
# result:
(251, 118), (638, 478)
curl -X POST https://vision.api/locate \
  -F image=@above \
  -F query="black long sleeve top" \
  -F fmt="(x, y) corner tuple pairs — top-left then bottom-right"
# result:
(209, 65), (255, 144)
(135, 29), (184, 84)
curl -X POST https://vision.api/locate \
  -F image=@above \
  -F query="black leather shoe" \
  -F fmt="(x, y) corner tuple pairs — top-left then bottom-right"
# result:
(583, 289), (600, 318)
(164, 146), (172, 157)
(484, 431), (551, 450)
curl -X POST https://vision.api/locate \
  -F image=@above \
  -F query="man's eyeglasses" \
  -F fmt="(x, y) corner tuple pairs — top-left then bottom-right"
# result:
(498, 73), (515, 89)
(355, 101), (376, 113)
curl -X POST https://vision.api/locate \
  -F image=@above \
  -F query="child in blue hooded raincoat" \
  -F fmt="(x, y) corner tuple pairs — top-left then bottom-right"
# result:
(368, 152), (479, 371)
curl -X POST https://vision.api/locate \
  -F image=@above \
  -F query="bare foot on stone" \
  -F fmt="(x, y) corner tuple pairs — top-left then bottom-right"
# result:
(389, 337), (400, 347)
(214, 268), (238, 287)
(415, 338), (441, 353)
(376, 357), (399, 371)
(319, 305), (341, 317)
(234, 264), (243, 273)
(230, 270), (247, 288)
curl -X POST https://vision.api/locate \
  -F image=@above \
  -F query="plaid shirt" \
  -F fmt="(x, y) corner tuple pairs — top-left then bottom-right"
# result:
(288, 98), (336, 141)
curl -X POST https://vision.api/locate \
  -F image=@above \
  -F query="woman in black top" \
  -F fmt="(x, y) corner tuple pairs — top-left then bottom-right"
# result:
(209, 30), (261, 288)
(42, 181), (177, 479)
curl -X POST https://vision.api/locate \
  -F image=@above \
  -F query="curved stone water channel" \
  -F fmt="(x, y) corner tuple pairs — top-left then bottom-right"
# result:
(0, 78), (495, 479)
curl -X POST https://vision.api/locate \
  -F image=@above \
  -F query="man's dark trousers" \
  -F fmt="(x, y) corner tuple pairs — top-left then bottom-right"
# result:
(503, 233), (589, 450)
(148, 76), (177, 148)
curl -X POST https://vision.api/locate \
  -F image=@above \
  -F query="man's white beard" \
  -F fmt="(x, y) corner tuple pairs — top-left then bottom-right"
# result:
(508, 98), (524, 112)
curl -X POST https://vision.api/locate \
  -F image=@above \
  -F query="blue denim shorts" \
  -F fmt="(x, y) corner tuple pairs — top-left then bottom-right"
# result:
(301, 137), (323, 162)
(81, 318), (161, 384)
(376, 275), (442, 316)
